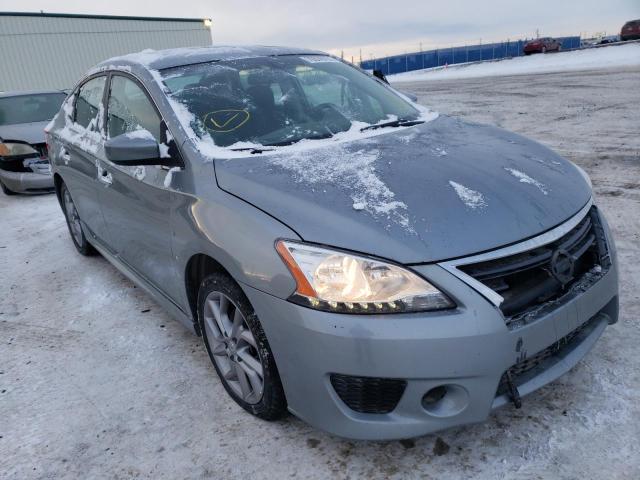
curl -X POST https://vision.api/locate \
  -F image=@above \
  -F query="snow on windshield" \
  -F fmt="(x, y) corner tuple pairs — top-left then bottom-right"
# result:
(146, 54), (438, 159)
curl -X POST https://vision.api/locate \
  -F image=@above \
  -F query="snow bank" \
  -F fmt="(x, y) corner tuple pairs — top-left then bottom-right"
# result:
(389, 43), (640, 82)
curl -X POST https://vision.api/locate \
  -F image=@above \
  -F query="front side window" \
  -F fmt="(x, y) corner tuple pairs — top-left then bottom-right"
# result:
(0, 93), (67, 126)
(160, 55), (419, 148)
(107, 76), (161, 141)
(75, 76), (107, 129)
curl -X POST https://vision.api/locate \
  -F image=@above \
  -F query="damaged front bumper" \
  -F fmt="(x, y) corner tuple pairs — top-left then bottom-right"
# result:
(0, 157), (54, 194)
(242, 204), (619, 440)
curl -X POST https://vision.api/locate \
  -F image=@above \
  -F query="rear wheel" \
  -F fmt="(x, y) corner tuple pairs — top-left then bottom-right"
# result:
(0, 180), (17, 196)
(60, 183), (96, 256)
(198, 273), (287, 420)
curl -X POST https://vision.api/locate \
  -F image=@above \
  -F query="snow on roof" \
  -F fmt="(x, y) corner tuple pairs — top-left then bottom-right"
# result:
(101, 45), (324, 71)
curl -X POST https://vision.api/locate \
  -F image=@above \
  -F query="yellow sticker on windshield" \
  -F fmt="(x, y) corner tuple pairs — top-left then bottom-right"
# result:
(203, 109), (250, 133)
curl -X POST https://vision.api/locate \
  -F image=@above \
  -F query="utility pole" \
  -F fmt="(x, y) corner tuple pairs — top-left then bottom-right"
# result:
(359, 48), (362, 64)
(341, 50), (344, 60)
(536, 28), (539, 39)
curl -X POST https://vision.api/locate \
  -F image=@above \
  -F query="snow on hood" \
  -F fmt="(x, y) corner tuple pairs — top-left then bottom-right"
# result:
(214, 115), (592, 264)
(270, 144), (412, 231)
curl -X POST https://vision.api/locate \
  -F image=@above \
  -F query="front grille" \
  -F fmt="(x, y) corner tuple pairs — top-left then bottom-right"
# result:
(460, 207), (610, 328)
(496, 314), (600, 396)
(330, 373), (406, 414)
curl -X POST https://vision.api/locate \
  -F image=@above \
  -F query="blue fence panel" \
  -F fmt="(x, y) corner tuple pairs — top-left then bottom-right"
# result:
(360, 36), (581, 74)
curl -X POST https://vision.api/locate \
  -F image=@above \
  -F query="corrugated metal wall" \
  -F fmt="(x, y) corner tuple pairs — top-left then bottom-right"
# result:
(0, 14), (212, 91)
(360, 37), (582, 75)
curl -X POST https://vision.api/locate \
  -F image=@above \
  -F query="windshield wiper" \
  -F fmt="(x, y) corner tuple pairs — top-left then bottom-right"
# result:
(360, 119), (424, 131)
(230, 147), (274, 154)
(264, 133), (334, 147)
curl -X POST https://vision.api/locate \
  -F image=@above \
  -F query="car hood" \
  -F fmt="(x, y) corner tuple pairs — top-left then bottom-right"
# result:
(213, 115), (592, 264)
(0, 121), (48, 144)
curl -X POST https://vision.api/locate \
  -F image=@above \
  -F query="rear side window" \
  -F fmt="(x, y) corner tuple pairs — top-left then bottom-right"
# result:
(107, 75), (161, 142)
(75, 76), (107, 129)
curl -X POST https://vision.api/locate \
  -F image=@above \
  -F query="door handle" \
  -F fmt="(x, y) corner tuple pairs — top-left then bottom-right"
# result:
(61, 148), (71, 164)
(99, 168), (113, 186)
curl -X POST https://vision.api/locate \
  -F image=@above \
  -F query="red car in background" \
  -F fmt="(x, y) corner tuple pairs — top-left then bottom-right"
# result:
(523, 37), (562, 55)
(621, 19), (640, 41)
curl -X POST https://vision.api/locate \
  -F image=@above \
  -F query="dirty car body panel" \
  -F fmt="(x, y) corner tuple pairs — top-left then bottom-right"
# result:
(47, 46), (618, 440)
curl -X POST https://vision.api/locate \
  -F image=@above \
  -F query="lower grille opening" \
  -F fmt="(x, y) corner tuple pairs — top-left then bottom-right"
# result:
(496, 313), (602, 397)
(460, 207), (611, 328)
(330, 373), (406, 414)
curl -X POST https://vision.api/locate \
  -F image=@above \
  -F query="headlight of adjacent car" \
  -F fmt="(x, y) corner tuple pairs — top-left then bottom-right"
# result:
(276, 240), (455, 314)
(0, 142), (38, 158)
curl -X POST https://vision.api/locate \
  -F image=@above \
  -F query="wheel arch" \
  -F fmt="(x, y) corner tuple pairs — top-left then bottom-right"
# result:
(184, 253), (236, 336)
(53, 173), (64, 206)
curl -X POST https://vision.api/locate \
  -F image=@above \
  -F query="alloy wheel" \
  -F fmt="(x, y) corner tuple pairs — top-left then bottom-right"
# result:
(63, 189), (83, 246)
(203, 291), (264, 404)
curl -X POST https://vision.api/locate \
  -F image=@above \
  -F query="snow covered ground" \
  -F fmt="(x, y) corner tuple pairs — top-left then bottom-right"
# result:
(390, 42), (640, 82)
(1, 67), (639, 479)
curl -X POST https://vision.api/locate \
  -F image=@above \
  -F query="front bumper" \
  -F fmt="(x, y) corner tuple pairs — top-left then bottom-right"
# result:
(244, 209), (619, 440)
(0, 168), (54, 194)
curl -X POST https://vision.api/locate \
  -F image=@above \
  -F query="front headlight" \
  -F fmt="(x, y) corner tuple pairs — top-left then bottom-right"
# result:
(276, 240), (455, 313)
(0, 142), (38, 157)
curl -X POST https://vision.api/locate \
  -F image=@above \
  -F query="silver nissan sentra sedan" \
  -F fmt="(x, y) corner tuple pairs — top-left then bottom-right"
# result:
(46, 46), (618, 440)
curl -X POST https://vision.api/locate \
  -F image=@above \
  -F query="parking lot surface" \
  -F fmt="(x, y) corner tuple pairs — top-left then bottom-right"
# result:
(1, 67), (639, 479)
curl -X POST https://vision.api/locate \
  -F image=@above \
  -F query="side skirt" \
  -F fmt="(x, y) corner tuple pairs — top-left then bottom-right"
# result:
(87, 232), (196, 335)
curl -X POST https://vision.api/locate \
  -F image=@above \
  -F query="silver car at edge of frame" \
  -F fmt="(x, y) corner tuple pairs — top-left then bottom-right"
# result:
(0, 90), (66, 195)
(46, 46), (619, 440)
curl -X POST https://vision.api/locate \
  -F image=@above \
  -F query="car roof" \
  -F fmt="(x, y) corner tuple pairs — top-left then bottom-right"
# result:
(0, 90), (66, 98)
(98, 45), (327, 71)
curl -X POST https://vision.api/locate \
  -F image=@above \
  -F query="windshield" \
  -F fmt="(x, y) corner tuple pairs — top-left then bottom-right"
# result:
(160, 55), (420, 148)
(0, 93), (67, 126)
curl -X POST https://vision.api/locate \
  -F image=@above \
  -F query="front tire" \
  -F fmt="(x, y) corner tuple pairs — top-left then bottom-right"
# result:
(198, 273), (287, 420)
(60, 182), (96, 256)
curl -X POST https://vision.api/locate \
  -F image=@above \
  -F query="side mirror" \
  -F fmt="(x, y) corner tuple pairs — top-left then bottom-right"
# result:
(372, 69), (389, 84)
(105, 132), (179, 167)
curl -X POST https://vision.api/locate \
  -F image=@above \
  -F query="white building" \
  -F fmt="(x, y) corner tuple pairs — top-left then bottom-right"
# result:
(0, 12), (213, 91)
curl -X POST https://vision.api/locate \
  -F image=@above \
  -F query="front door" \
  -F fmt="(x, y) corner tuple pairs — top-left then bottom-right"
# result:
(98, 73), (182, 302)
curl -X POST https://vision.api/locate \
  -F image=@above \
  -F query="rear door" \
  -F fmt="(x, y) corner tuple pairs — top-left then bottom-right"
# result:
(55, 75), (111, 246)
(98, 73), (183, 301)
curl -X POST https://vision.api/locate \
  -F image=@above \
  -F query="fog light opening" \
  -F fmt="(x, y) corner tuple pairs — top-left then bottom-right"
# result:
(422, 386), (448, 406)
(421, 384), (469, 417)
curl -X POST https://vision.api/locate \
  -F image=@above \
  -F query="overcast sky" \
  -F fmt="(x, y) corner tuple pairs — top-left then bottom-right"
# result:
(1, 0), (638, 59)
